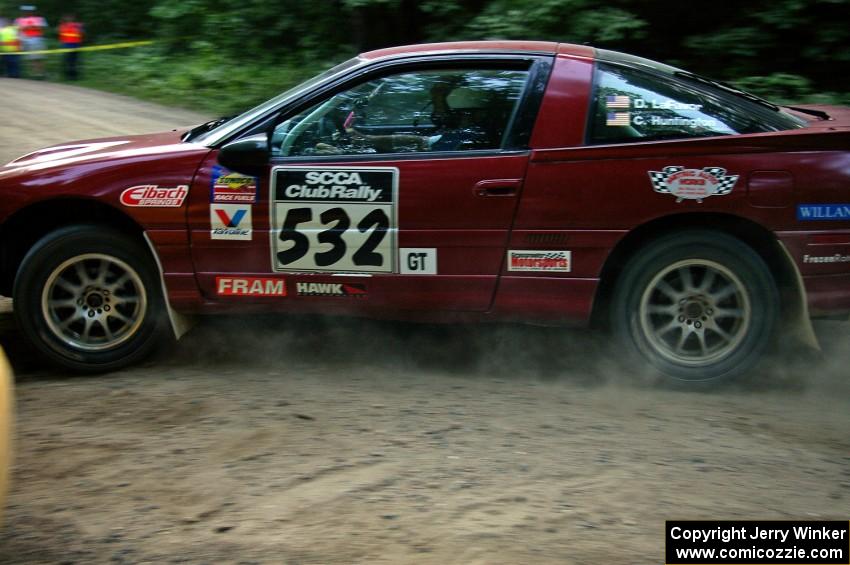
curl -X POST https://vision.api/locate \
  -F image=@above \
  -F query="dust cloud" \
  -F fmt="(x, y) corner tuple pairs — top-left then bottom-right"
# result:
(4, 311), (848, 562)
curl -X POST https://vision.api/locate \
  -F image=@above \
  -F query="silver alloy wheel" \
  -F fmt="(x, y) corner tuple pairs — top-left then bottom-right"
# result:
(41, 253), (147, 352)
(638, 259), (751, 367)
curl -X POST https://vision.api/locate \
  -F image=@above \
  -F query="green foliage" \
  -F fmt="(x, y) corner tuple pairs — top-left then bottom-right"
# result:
(733, 74), (850, 106)
(73, 47), (327, 115)
(466, 0), (646, 44)
(1, 0), (844, 114)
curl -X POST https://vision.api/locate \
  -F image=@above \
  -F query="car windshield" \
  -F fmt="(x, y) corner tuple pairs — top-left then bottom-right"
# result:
(188, 57), (365, 145)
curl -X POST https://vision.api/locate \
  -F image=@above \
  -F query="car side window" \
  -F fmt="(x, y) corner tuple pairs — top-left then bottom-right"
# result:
(272, 68), (529, 157)
(588, 63), (777, 145)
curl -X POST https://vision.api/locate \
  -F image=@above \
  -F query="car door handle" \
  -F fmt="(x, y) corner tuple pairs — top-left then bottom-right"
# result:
(473, 179), (521, 197)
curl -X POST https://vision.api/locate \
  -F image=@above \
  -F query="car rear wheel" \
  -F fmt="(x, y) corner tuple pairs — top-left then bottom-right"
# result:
(610, 230), (779, 385)
(13, 225), (167, 372)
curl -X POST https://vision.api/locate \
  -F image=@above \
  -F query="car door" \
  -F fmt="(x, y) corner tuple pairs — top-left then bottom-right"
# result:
(188, 56), (551, 312)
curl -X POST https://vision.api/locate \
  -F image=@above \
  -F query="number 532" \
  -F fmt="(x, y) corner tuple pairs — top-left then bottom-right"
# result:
(272, 203), (394, 273)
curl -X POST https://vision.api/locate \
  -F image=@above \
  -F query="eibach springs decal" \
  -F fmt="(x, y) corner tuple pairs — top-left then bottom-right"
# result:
(120, 185), (188, 207)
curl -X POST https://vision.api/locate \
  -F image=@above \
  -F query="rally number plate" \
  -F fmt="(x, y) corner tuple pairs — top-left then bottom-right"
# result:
(270, 166), (398, 273)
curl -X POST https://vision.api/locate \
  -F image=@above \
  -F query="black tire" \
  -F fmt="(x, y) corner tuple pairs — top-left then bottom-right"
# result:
(610, 230), (779, 386)
(12, 225), (167, 372)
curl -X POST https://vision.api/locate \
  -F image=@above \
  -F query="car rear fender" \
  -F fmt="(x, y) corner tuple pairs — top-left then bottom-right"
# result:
(776, 240), (820, 351)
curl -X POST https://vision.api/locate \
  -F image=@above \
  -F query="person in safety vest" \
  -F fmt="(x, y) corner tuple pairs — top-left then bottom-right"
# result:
(58, 14), (83, 80)
(0, 18), (21, 78)
(14, 5), (47, 78)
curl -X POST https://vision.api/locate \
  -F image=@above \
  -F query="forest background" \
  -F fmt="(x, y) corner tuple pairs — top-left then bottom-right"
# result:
(2, 0), (848, 114)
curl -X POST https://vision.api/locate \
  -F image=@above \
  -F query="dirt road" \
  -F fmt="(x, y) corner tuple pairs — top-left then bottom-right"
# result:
(0, 79), (848, 564)
(0, 79), (208, 164)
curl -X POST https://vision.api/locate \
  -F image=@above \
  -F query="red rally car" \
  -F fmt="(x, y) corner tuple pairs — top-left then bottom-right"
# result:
(1, 41), (848, 384)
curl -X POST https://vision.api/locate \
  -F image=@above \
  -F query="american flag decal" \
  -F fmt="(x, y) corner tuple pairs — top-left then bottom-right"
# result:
(605, 95), (630, 109)
(606, 112), (630, 126)
(647, 166), (739, 202)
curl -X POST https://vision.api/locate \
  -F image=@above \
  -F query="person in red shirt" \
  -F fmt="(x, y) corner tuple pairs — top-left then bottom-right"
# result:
(14, 6), (47, 78)
(58, 14), (83, 80)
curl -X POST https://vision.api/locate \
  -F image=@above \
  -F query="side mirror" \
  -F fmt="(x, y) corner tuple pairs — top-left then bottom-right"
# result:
(217, 134), (269, 176)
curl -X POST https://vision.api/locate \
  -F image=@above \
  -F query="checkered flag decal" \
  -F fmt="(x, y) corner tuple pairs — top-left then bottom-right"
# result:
(513, 251), (567, 259)
(647, 166), (739, 196)
(647, 166), (684, 194)
(702, 167), (738, 195)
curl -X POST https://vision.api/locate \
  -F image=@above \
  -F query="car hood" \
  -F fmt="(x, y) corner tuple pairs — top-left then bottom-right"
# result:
(1, 129), (206, 174)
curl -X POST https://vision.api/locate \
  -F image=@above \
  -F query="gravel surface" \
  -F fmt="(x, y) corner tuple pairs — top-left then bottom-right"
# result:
(0, 79), (848, 564)
(0, 78), (207, 165)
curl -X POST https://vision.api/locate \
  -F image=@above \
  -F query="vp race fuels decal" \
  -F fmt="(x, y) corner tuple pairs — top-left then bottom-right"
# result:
(270, 167), (398, 273)
(211, 165), (257, 203)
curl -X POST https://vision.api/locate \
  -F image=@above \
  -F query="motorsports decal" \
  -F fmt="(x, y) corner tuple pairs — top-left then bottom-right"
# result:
(797, 204), (850, 221)
(270, 166), (398, 273)
(211, 165), (258, 203)
(120, 184), (188, 207)
(216, 277), (286, 296)
(508, 250), (571, 272)
(211, 204), (252, 241)
(648, 166), (738, 202)
(295, 282), (367, 297)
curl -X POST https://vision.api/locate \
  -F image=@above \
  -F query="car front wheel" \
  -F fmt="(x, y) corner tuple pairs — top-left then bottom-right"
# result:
(13, 225), (167, 372)
(611, 230), (779, 385)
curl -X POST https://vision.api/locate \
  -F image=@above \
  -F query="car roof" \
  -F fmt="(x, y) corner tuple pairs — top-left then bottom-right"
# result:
(360, 41), (595, 60)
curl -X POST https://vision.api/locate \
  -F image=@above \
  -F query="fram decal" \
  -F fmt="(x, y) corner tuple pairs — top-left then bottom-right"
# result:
(211, 165), (257, 203)
(216, 277), (286, 296)
(648, 167), (738, 202)
(295, 282), (367, 297)
(508, 250), (571, 272)
(211, 204), (252, 240)
(120, 185), (188, 207)
(797, 204), (850, 221)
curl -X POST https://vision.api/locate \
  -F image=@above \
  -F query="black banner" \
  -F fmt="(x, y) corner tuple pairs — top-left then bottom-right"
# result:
(274, 168), (395, 203)
(666, 521), (849, 564)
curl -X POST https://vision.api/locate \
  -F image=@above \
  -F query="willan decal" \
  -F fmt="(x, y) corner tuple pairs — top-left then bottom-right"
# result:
(648, 166), (738, 203)
(797, 204), (850, 221)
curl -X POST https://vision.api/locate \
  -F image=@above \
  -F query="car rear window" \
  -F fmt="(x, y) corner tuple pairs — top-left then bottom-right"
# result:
(588, 62), (805, 145)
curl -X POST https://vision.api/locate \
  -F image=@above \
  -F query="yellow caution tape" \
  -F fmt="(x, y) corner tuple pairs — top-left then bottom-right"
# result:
(4, 39), (154, 55)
